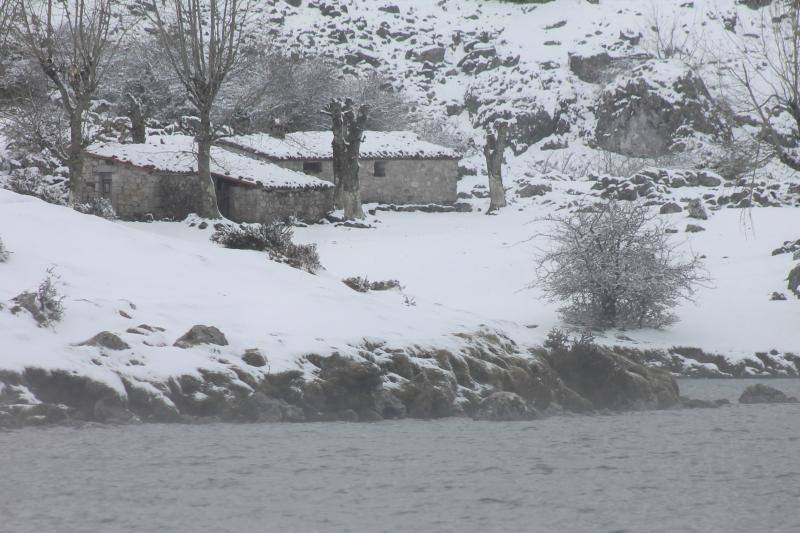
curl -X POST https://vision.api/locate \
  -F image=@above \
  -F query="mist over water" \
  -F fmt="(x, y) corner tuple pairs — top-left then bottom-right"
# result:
(1, 380), (799, 533)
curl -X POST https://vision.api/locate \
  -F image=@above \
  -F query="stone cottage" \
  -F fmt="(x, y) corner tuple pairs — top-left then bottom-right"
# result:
(82, 135), (333, 222)
(219, 131), (460, 205)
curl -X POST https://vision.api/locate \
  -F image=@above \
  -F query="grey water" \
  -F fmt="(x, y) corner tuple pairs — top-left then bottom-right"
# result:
(1, 379), (799, 533)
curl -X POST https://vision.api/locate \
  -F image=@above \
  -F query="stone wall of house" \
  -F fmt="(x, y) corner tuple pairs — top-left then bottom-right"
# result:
(80, 157), (206, 220)
(274, 159), (458, 205)
(224, 183), (334, 224)
(222, 145), (459, 205)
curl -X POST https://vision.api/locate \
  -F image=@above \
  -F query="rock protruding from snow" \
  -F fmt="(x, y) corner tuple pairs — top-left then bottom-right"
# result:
(80, 332), (130, 351)
(473, 392), (539, 421)
(594, 60), (730, 157)
(174, 325), (229, 348)
(242, 348), (268, 368)
(739, 384), (799, 404)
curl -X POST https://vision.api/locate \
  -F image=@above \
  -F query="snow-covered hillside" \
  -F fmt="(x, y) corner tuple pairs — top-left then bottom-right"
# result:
(2, 0), (800, 427)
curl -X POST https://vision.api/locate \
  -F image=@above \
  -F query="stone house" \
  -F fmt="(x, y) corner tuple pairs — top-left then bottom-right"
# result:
(81, 135), (333, 222)
(219, 131), (460, 205)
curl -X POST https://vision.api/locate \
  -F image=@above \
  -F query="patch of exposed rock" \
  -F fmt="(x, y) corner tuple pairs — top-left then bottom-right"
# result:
(594, 60), (731, 158)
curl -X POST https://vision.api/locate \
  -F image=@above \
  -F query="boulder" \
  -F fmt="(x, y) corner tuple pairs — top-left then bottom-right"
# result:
(473, 392), (539, 421)
(517, 183), (552, 198)
(242, 348), (267, 368)
(686, 224), (706, 233)
(687, 199), (708, 220)
(594, 59), (731, 157)
(739, 384), (799, 404)
(80, 332), (130, 351)
(660, 202), (683, 214)
(413, 46), (446, 64)
(174, 325), (229, 348)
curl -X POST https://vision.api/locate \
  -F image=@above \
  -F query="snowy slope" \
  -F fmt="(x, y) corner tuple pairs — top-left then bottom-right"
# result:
(0, 189), (539, 393)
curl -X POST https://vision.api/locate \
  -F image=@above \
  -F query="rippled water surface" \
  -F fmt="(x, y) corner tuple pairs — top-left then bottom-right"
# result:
(1, 379), (799, 533)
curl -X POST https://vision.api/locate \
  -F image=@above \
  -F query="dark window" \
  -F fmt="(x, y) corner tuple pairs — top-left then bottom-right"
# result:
(303, 161), (323, 174)
(93, 171), (112, 197)
(373, 161), (387, 177)
(102, 179), (112, 196)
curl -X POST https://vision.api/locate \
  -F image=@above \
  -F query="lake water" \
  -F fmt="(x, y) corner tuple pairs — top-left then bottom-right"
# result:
(1, 379), (799, 533)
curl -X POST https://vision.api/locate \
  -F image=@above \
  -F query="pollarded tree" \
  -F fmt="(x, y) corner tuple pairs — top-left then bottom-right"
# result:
(12, 0), (123, 202)
(144, 0), (252, 219)
(324, 98), (368, 221)
(535, 201), (707, 329)
(484, 121), (508, 213)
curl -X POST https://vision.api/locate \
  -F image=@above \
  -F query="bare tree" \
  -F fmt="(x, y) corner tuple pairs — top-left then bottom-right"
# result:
(0, 0), (14, 45)
(12, 0), (121, 203)
(727, 1), (800, 172)
(324, 98), (368, 221)
(145, 0), (252, 219)
(484, 121), (508, 212)
(535, 202), (707, 329)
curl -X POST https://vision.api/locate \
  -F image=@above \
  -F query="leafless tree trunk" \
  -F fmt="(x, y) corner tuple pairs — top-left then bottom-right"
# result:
(728, 1), (800, 172)
(146, 0), (251, 219)
(324, 98), (368, 220)
(484, 121), (508, 212)
(124, 93), (146, 143)
(13, 0), (118, 203)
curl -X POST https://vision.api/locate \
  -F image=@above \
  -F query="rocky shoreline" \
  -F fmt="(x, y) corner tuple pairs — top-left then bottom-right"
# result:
(3, 328), (794, 430)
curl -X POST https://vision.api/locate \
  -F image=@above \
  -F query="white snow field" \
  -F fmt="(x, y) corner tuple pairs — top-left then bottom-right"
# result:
(0, 188), (542, 393)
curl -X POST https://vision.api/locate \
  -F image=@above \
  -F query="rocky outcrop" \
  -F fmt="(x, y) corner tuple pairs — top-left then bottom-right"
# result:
(10, 330), (788, 429)
(473, 392), (540, 421)
(594, 60), (731, 157)
(739, 384), (799, 404)
(544, 341), (680, 411)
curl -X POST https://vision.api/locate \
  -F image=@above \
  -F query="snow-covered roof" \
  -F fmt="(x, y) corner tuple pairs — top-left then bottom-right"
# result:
(220, 131), (460, 161)
(86, 135), (332, 190)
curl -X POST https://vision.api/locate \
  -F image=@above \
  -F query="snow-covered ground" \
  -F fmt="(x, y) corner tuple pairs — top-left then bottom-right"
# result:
(0, 188), (542, 394)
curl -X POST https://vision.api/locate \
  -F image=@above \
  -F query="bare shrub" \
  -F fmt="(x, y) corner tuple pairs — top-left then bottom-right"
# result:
(535, 201), (707, 329)
(212, 221), (321, 274)
(642, 2), (703, 64)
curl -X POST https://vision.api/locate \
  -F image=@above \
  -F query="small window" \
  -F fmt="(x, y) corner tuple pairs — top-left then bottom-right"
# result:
(373, 161), (387, 177)
(303, 161), (323, 174)
(102, 178), (112, 196)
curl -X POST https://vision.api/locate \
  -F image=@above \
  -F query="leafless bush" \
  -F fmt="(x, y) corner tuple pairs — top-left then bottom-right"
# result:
(212, 221), (321, 274)
(642, 3), (703, 64)
(535, 201), (707, 329)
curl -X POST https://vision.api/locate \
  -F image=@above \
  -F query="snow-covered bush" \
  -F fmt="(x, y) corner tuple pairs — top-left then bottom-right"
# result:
(5, 169), (66, 205)
(37, 268), (65, 325)
(343, 277), (403, 293)
(212, 221), (321, 274)
(73, 197), (116, 219)
(0, 237), (9, 262)
(535, 201), (707, 329)
(212, 221), (293, 252)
